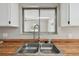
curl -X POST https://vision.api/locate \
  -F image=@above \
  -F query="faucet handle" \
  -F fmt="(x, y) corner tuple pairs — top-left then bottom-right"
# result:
(45, 41), (49, 43)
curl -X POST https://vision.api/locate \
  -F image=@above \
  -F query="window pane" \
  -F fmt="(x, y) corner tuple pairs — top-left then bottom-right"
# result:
(23, 9), (39, 32)
(24, 9), (39, 20)
(40, 9), (56, 32)
(24, 20), (39, 32)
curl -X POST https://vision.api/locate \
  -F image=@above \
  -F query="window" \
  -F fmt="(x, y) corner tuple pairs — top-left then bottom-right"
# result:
(22, 8), (57, 33)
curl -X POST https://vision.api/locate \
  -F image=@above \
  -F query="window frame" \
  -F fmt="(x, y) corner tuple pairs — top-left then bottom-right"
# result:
(22, 7), (57, 34)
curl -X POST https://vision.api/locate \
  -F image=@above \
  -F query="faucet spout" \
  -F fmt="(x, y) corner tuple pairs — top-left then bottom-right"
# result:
(33, 24), (41, 53)
(33, 24), (40, 40)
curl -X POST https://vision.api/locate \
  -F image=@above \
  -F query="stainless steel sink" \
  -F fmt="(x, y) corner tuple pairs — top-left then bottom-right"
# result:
(17, 43), (39, 53)
(40, 43), (60, 54)
(17, 43), (60, 55)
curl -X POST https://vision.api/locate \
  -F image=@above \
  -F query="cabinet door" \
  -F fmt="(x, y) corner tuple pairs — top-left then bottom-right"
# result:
(60, 3), (69, 27)
(0, 3), (19, 27)
(9, 3), (19, 27)
(70, 3), (79, 26)
(0, 3), (9, 26)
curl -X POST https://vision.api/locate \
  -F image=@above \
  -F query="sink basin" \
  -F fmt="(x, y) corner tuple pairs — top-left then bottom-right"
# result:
(18, 43), (39, 53)
(40, 43), (60, 54)
(17, 43), (60, 55)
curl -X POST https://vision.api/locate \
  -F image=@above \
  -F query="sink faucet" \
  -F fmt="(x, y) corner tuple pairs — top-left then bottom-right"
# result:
(33, 24), (41, 53)
(33, 24), (40, 40)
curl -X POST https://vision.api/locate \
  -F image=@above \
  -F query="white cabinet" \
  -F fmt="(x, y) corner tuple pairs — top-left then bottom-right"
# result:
(60, 3), (69, 27)
(60, 3), (79, 26)
(0, 3), (19, 27)
(70, 3), (79, 26)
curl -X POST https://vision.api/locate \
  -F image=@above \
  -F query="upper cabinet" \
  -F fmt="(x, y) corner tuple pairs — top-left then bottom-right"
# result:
(70, 3), (79, 26)
(60, 3), (79, 27)
(0, 3), (19, 27)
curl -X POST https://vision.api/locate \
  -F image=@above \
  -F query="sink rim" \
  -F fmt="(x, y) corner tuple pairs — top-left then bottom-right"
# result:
(17, 43), (60, 54)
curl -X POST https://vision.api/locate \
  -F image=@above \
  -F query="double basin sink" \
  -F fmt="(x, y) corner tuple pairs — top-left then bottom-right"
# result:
(17, 43), (61, 55)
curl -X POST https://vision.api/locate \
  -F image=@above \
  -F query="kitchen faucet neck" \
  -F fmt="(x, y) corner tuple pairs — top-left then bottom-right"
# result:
(33, 24), (40, 40)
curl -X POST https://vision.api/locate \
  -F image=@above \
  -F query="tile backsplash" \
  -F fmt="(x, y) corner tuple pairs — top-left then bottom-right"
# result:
(1, 25), (79, 39)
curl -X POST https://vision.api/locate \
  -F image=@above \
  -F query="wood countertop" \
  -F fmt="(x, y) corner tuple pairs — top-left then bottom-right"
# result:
(0, 39), (79, 56)
(53, 39), (79, 56)
(0, 41), (24, 56)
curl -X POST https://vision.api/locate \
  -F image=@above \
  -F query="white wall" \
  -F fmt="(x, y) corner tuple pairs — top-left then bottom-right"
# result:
(0, 3), (79, 39)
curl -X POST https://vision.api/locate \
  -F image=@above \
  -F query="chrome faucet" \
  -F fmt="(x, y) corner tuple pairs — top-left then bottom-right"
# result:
(33, 24), (41, 53)
(33, 24), (40, 40)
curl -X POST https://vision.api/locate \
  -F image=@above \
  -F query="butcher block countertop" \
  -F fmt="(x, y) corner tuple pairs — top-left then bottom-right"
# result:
(0, 41), (24, 56)
(52, 39), (79, 56)
(0, 39), (79, 56)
